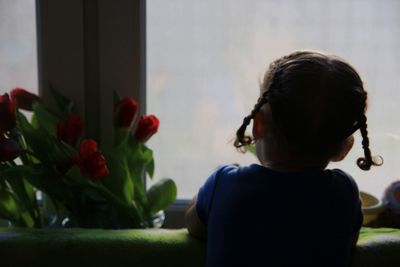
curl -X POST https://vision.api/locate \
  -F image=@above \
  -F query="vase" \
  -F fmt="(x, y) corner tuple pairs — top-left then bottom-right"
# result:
(152, 210), (165, 228)
(46, 210), (165, 229)
(38, 188), (166, 229)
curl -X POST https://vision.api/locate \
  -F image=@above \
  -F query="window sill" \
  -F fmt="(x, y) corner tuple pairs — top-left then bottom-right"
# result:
(163, 199), (190, 229)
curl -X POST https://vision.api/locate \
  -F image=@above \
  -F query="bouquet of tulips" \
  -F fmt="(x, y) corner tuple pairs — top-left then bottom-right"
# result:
(0, 88), (176, 228)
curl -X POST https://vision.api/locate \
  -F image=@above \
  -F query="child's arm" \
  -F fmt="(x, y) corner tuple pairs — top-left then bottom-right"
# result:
(352, 231), (360, 249)
(185, 195), (207, 240)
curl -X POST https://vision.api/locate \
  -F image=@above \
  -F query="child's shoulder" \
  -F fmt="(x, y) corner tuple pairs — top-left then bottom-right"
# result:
(212, 163), (263, 179)
(324, 169), (361, 203)
(202, 164), (257, 190)
(328, 168), (359, 188)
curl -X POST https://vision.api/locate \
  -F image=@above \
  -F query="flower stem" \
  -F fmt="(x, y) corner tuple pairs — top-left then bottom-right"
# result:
(90, 181), (142, 227)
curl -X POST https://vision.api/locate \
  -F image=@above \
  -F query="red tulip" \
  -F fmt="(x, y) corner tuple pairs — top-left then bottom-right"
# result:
(134, 115), (160, 142)
(79, 151), (109, 180)
(57, 114), (84, 147)
(10, 88), (41, 111)
(78, 139), (98, 157)
(74, 139), (109, 180)
(114, 97), (139, 128)
(0, 93), (16, 133)
(0, 137), (21, 162)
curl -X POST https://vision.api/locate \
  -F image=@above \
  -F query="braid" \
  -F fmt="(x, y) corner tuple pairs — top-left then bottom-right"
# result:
(234, 90), (270, 151)
(234, 50), (383, 170)
(233, 115), (252, 151)
(357, 114), (383, 170)
(234, 57), (288, 152)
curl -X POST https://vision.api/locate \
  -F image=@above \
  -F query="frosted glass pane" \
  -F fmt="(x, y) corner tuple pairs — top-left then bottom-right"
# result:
(0, 0), (37, 226)
(0, 0), (37, 94)
(147, 0), (400, 199)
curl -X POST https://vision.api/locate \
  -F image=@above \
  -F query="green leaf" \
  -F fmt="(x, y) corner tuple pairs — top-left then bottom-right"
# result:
(87, 181), (142, 226)
(31, 102), (59, 136)
(114, 128), (130, 146)
(146, 178), (177, 214)
(146, 158), (155, 179)
(0, 165), (40, 179)
(49, 84), (75, 117)
(20, 210), (35, 228)
(0, 188), (34, 227)
(0, 188), (21, 220)
(22, 178), (41, 225)
(30, 112), (39, 129)
(6, 176), (40, 227)
(0, 164), (72, 206)
(119, 138), (148, 206)
(131, 171), (147, 205)
(23, 179), (36, 205)
(101, 150), (135, 206)
(23, 179), (36, 204)
(64, 165), (98, 188)
(16, 111), (70, 164)
(142, 145), (155, 178)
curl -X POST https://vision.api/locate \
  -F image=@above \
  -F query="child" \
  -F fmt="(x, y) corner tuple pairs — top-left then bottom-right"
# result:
(185, 51), (382, 267)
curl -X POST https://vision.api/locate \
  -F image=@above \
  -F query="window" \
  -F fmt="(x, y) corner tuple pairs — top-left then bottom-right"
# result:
(0, 0), (38, 94)
(0, 0), (37, 226)
(147, 0), (400, 199)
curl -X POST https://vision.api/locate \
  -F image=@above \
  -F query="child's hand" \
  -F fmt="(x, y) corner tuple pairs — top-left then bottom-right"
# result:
(185, 195), (207, 240)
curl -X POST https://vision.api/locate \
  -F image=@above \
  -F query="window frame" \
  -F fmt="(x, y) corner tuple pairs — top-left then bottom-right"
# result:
(36, 0), (187, 228)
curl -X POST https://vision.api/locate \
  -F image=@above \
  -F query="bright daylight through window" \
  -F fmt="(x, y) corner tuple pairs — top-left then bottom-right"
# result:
(0, 0), (37, 226)
(147, 0), (400, 199)
(0, 0), (37, 94)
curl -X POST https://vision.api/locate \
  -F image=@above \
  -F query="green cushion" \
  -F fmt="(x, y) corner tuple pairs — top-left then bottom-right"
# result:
(351, 227), (400, 267)
(0, 228), (205, 267)
(0, 227), (399, 266)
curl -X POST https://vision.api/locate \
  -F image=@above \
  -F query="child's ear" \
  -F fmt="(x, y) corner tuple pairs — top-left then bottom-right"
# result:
(252, 111), (265, 140)
(331, 136), (355, 162)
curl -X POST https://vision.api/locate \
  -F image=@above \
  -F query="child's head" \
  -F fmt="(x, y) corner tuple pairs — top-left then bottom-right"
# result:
(235, 51), (382, 170)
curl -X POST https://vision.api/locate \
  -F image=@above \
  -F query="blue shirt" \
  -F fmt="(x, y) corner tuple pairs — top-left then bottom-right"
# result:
(196, 164), (363, 267)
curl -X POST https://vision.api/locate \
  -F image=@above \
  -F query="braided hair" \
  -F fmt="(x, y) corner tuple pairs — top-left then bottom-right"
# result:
(233, 90), (270, 152)
(233, 51), (296, 151)
(356, 114), (383, 170)
(234, 51), (382, 170)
